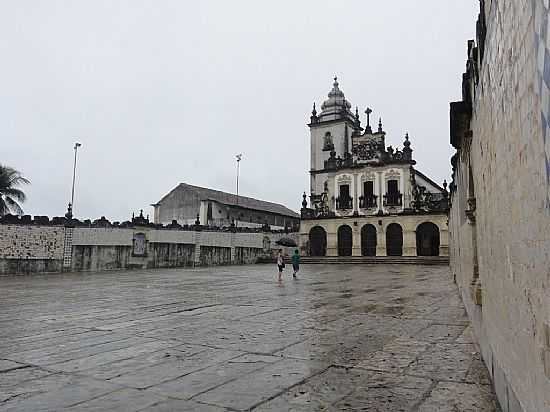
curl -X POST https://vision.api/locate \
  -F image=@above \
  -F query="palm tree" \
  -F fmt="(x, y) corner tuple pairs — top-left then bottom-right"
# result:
(0, 165), (30, 216)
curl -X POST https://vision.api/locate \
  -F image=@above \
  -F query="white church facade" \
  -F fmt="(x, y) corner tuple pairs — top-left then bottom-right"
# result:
(299, 78), (449, 257)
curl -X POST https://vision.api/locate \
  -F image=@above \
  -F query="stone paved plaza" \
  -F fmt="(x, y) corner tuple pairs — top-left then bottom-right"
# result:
(0, 264), (499, 411)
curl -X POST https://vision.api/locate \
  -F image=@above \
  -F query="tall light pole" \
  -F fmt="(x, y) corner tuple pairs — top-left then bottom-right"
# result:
(236, 154), (242, 204)
(235, 154), (242, 228)
(68, 142), (82, 218)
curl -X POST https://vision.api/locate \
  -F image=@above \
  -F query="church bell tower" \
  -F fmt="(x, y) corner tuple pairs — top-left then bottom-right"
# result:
(308, 77), (360, 195)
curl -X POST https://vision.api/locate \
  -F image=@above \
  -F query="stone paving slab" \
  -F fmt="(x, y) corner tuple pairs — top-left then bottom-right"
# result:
(150, 354), (280, 400)
(0, 264), (500, 411)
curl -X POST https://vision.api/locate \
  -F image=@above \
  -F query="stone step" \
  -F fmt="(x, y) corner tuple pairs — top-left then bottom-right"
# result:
(298, 256), (449, 265)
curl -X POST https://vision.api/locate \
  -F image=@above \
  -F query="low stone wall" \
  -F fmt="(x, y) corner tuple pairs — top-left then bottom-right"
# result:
(72, 245), (132, 272)
(199, 246), (232, 266)
(0, 258), (63, 275)
(235, 247), (265, 265)
(147, 243), (195, 269)
(0, 218), (298, 275)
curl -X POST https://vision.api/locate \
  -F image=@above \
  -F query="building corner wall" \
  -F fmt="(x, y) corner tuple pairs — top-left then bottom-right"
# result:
(449, 2), (550, 411)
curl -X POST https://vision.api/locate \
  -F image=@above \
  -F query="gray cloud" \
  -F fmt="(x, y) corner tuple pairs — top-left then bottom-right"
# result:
(0, 0), (477, 221)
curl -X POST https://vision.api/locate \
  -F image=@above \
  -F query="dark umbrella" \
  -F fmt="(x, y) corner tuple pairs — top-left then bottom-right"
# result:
(275, 237), (297, 247)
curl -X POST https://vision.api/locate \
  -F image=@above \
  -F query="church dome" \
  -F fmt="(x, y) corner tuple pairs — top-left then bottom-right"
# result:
(319, 77), (354, 122)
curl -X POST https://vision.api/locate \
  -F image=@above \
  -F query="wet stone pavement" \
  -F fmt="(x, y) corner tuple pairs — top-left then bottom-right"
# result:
(0, 264), (500, 411)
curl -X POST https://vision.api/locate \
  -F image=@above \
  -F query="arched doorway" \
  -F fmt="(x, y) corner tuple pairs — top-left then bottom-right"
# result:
(386, 223), (403, 256)
(361, 224), (377, 256)
(416, 222), (440, 256)
(309, 226), (327, 256)
(337, 225), (353, 256)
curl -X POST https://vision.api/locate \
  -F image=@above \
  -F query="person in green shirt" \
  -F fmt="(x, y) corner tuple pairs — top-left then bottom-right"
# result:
(291, 249), (300, 279)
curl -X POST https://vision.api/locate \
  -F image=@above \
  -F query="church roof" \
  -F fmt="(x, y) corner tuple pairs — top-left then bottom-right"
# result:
(156, 183), (299, 218)
(414, 169), (445, 192)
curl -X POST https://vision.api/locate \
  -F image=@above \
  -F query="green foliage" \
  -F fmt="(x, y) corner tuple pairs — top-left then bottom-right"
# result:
(0, 164), (30, 216)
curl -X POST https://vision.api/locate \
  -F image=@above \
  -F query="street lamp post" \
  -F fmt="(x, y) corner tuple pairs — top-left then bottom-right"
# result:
(235, 154), (242, 227)
(68, 142), (82, 218)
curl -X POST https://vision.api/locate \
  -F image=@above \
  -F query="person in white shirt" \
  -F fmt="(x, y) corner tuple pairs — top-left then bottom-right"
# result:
(276, 250), (285, 282)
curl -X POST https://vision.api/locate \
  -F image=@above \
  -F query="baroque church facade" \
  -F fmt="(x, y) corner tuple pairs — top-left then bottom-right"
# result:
(299, 78), (449, 257)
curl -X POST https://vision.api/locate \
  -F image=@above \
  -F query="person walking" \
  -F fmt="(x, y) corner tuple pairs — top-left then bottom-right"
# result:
(276, 249), (285, 282)
(291, 249), (300, 278)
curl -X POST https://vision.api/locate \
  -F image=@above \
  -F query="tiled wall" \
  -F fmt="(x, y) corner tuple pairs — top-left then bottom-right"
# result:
(0, 225), (64, 259)
(450, 1), (550, 411)
(534, 0), (550, 209)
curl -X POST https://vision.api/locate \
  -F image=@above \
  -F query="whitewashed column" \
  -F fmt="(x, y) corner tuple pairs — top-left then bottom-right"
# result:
(62, 226), (74, 271)
(377, 171), (384, 211)
(230, 231), (236, 264)
(353, 173), (358, 213)
(193, 230), (201, 267)
(400, 172), (405, 211)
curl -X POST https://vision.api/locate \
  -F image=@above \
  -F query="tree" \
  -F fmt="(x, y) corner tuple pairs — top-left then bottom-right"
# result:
(0, 165), (30, 216)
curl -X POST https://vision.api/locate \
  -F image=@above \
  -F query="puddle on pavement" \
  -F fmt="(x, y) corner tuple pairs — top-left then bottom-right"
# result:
(312, 302), (329, 309)
(372, 305), (404, 315)
(351, 304), (378, 313)
(337, 278), (352, 283)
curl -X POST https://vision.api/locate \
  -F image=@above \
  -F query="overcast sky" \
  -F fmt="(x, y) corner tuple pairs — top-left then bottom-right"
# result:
(1, 1), (478, 221)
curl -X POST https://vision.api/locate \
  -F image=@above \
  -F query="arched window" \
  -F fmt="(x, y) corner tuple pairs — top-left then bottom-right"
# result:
(337, 225), (353, 256)
(309, 226), (327, 256)
(416, 222), (440, 256)
(386, 223), (403, 256)
(361, 224), (377, 256)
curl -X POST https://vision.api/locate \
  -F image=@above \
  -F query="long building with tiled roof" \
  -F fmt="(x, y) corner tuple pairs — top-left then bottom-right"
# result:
(153, 183), (299, 229)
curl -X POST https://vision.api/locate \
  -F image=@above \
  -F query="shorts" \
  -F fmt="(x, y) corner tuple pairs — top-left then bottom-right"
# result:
(292, 263), (300, 271)
(278, 265), (284, 272)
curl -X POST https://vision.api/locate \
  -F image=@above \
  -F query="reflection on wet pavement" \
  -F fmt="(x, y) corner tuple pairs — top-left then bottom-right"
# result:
(0, 264), (499, 411)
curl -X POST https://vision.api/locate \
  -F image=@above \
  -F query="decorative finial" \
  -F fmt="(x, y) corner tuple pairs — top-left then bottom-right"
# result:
(355, 106), (359, 120)
(312, 102), (317, 116)
(365, 107), (372, 119)
(65, 203), (73, 219)
(443, 180), (448, 191)
(302, 192), (308, 209)
(378, 118), (383, 132)
(403, 132), (413, 161)
(365, 108), (373, 133)
(195, 213), (200, 226)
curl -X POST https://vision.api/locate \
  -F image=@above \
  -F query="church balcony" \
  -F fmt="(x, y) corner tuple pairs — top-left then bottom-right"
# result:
(336, 197), (353, 210)
(383, 193), (403, 207)
(359, 195), (378, 209)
